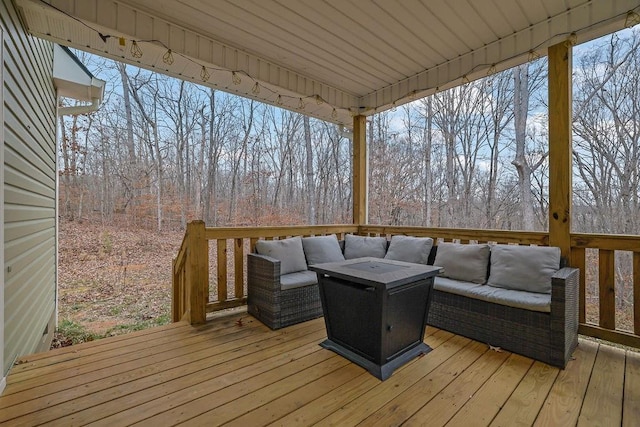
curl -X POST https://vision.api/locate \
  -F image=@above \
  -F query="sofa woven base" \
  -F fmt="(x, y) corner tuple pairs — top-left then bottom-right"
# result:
(247, 253), (323, 330)
(427, 267), (579, 368)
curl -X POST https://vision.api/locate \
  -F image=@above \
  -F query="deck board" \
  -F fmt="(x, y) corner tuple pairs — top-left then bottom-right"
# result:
(623, 350), (640, 427)
(0, 310), (638, 426)
(577, 344), (626, 426)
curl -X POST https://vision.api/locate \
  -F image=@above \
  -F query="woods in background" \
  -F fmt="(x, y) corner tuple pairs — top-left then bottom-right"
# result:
(58, 30), (640, 236)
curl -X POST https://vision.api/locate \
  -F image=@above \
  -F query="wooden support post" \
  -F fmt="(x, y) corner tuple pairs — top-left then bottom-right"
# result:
(548, 41), (572, 260)
(186, 220), (208, 324)
(353, 115), (367, 225)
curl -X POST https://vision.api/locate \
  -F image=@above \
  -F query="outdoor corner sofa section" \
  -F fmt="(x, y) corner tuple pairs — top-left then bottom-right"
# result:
(247, 234), (579, 368)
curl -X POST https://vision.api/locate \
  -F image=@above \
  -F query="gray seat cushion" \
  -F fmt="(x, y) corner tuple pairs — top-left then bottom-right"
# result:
(302, 234), (345, 265)
(488, 245), (560, 294)
(434, 277), (551, 312)
(384, 235), (433, 264)
(433, 242), (490, 284)
(255, 236), (308, 275)
(343, 234), (387, 259)
(280, 270), (318, 290)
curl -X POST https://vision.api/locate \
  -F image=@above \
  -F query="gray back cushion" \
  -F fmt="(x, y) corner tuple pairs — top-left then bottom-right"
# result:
(384, 235), (433, 264)
(302, 234), (345, 265)
(343, 234), (387, 259)
(433, 242), (490, 284)
(255, 236), (308, 274)
(487, 244), (560, 294)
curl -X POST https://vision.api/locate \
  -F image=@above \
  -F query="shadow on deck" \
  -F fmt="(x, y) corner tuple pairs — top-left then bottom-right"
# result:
(1, 309), (639, 426)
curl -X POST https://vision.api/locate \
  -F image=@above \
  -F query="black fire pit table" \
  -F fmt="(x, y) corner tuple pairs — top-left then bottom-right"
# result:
(309, 257), (441, 380)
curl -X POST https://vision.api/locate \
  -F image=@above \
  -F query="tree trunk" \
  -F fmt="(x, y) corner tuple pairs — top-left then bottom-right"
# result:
(422, 98), (433, 225)
(303, 116), (316, 225)
(512, 64), (535, 230)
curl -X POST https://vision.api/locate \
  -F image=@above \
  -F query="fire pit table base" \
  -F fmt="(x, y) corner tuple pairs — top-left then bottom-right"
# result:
(320, 339), (432, 381)
(309, 258), (441, 381)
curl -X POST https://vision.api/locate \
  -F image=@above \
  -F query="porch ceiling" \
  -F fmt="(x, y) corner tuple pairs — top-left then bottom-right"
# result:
(15, 0), (640, 126)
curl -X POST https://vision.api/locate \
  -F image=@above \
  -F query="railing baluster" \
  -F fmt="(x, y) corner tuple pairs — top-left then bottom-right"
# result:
(572, 247), (587, 324)
(217, 239), (228, 302)
(634, 252), (640, 335)
(599, 249), (615, 330)
(235, 238), (244, 299)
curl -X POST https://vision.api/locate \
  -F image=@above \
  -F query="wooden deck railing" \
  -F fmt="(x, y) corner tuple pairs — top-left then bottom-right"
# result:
(172, 221), (640, 349)
(571, 232), (640, 348)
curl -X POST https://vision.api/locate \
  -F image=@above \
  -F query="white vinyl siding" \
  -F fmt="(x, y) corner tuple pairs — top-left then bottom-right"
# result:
(2, 1), (56, 375)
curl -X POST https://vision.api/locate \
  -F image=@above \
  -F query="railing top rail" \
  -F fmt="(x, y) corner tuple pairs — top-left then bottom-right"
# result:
(174, 229), (190, 268)
(205, 224), (358, 239)
(359, 225), (549, 245)
(571, 232), (640, 250)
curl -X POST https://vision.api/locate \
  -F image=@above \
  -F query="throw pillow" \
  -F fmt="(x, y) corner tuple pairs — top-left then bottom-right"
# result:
(487, 244), (560, 294)
(302, 234), (345, 265)
(255, 236), (308, 275)
(343, 234), (387, 259)
(433, 242), (490, 284)
(384, 235), (433, 264)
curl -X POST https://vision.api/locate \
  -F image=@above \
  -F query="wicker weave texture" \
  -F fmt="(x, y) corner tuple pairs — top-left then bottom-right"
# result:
(427, 267), (579, 368)
(247, 253), (323, 329)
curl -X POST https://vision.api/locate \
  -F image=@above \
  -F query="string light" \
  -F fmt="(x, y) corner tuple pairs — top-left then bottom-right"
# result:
(625, 10), (640, 28)
(487, 64), (496, 76)
(276, 95), (283, 106)
(232, 71), (241, 85)
(315, 95), (324, 105)
(200, 66), (210, 82)
(251, 82), (260, 94)
(331, 108), (338, 119)
(130, 40), (143, 58)
(118, 37), (126, 51)
(298, 98), (305, 110)
(162, 49), (174, 65)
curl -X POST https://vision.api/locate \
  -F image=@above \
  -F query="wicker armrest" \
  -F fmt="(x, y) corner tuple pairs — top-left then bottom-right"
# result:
(247, 253), (282, 291)
(550, 266), (579, 366)
(551, 267), (579, 319)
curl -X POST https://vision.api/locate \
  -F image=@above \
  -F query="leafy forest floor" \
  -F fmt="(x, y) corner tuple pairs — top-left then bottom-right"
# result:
(53, 219), (183, 348)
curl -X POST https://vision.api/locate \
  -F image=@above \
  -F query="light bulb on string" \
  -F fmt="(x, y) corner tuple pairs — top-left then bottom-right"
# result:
(200, 66), (210, 82)
(315, 95), (324, 105)
(331, 108), (338, 119)
(276, 95), (283, 106)
(625, 10), (640, 28)
(251, 82), (260, 94)
(528, 50), (541, 62)
(232, 72), (242, 85)
(162, 49), (174, 65)
(298, 98), (305, 110)
(487, 64), (496, 76)
(130, 41), (143, 58)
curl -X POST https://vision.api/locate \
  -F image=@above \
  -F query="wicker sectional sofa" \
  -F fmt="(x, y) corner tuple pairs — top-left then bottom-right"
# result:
(425, 242), (579, 368)
(247, 234), (579, 368)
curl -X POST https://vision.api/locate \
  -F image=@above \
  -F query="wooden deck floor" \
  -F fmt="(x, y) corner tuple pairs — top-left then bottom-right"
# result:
(1, 310), (639, 426)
